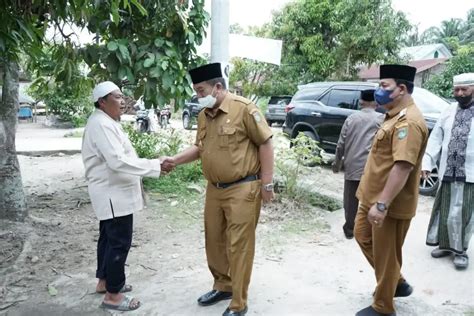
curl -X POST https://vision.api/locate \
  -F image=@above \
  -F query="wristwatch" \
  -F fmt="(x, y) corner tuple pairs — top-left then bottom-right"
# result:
(262, 183), (274, 192)
(376, 201), (387, 212)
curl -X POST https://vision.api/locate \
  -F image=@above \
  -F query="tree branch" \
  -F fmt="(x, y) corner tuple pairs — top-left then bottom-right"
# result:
(54, 20), (75, 40)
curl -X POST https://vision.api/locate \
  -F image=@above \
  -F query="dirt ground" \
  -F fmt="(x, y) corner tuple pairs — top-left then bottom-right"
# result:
(2, 121), (474, 315)
(1, 150), (473, 316)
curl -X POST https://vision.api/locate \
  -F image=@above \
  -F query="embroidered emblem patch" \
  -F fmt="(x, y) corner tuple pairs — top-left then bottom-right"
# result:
(252, 112), (262, 123)
(397, 127), (408, 140)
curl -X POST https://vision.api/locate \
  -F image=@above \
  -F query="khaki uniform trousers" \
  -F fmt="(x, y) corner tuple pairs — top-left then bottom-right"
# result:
(354, 205), (411, 314)
(204, 179), (261, 311)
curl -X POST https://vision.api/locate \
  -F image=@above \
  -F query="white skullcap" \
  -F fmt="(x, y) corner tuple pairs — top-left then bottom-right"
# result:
(92, 81), (121, 102)
(453, 73), (474, 87)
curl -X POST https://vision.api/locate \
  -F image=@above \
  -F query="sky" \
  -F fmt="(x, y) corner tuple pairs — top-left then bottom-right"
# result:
(212, 0), (473, 33)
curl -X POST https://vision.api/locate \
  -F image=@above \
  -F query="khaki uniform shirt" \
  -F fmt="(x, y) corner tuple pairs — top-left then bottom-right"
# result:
(82, 110), (161, 220)
(356, 96), (428, 219)
(334, 108), (383, 180)
(194, 93), (273, 184)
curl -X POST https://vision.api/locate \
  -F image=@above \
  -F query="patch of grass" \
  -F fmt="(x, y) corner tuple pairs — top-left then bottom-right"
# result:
(304, 191), (342, 212)
(64, 130), (84, 138)
(143, 161), (204, 195)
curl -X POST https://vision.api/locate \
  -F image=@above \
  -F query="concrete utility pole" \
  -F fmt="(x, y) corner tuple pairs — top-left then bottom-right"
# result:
(210, 0), (230, 87)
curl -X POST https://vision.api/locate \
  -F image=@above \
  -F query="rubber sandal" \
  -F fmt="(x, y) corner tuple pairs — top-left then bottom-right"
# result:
(100, 295), (141, 311)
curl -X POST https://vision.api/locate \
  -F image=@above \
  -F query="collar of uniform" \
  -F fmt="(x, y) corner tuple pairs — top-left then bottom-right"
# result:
(204, 92), (231, 118)
(361, 107), (375, 113)
(386, 95), (414, 118)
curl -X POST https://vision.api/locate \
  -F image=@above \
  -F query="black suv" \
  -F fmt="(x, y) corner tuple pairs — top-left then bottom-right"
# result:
(283, 81), (450, 196)
(182, 96), (203, 130)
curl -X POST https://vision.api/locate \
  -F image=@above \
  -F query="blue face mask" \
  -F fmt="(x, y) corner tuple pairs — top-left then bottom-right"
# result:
(374, 88), (395, 106)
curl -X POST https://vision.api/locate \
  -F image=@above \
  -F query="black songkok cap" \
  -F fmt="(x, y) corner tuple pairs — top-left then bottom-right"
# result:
(380, 64), (416, 82)
(189, 63), (223, 84)
(360, 89), (375, 102)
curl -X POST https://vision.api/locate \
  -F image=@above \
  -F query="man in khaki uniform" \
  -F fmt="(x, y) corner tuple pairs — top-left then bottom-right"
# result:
(163, 63), (274, 316)
(354, 65), (428, 316)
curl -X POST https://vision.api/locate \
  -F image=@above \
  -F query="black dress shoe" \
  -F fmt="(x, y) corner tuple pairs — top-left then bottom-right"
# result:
(372, 280), (413, 298)
(344, 229), (354, 239)
(355, 306), (395, 316)
(197, 290), (232, 306)
(223, 305), (248, 316)
(394, 280), (413, 297)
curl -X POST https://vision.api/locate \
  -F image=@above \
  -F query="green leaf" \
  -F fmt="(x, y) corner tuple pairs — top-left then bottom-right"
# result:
(154, 38), (165, 47)
(162, 72), (173, 89)
(185, 86), (194, 96)
(149, 66), (161, 78)
(188, 32), (195, 44)
(125, 67), (135, 84)
(48, 284), (58, 296)
(144, 57), (155, 68)
(118, 66), (127, 80)
(161, 60), (169, 71)
(130, 0), (148, 16)
(165, 48), (175, 57)
(107, 42), (119, 51)
(118, 44), (131, 64)
(111, 1), (120, 25)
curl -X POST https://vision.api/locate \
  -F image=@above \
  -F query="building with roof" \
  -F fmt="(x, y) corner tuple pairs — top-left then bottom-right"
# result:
(358, 43), (452, 87)
(399, 44), (452, 61)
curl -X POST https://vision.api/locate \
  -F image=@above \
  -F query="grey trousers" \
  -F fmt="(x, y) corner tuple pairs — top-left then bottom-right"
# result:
(343, 179), (360, 234)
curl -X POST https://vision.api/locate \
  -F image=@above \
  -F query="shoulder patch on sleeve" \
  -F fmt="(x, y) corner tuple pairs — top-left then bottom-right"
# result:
(397, 127), (408, 139)
(252, 111), (262, 123)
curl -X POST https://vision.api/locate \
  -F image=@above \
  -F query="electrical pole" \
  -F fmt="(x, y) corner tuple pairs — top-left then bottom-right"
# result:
(211, 0), (230, 88)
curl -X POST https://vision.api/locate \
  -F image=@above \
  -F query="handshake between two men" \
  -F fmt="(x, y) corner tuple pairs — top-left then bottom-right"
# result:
(159, 156), (177, 174)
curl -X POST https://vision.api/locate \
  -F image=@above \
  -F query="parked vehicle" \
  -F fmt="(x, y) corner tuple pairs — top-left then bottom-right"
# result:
(264, 95), (292, 126)
(135, 109), (151, 133)
(18, 106), (33, 122)
(159, 105), (171, 129)
(283, 81), (450, 196)
(182, 96), (204, 130)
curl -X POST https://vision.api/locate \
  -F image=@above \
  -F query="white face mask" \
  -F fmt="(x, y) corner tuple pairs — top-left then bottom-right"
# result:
(198, 86), (217, 108)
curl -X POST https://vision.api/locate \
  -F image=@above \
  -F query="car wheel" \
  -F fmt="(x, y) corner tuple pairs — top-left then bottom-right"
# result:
(419, 167), (439, 196)
(183, 113), (192, 130)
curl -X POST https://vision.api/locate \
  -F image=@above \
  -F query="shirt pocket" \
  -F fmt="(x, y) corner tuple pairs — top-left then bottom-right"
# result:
(218, 126), (236, 150)
(373, 128), (391, 153)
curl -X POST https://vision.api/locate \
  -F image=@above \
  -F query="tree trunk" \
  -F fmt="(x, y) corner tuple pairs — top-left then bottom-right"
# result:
(0, 60), (27, 221)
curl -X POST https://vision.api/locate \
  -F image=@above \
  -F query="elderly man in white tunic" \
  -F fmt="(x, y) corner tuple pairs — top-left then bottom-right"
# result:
(422, 73), (474, 270)
(82, 81), (172, 311)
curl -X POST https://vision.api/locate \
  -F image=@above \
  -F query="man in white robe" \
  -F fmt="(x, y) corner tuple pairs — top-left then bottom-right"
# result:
(422, 73), (474, 270)
(82, 81), (173, 311)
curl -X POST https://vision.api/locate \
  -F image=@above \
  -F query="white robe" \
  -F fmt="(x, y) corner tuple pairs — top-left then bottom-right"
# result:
(422, 104), (474, 183)
(82, 109), (161, 220)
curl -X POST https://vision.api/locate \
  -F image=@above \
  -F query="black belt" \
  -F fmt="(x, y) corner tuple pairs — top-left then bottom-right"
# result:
(214, 175), (260, 189)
